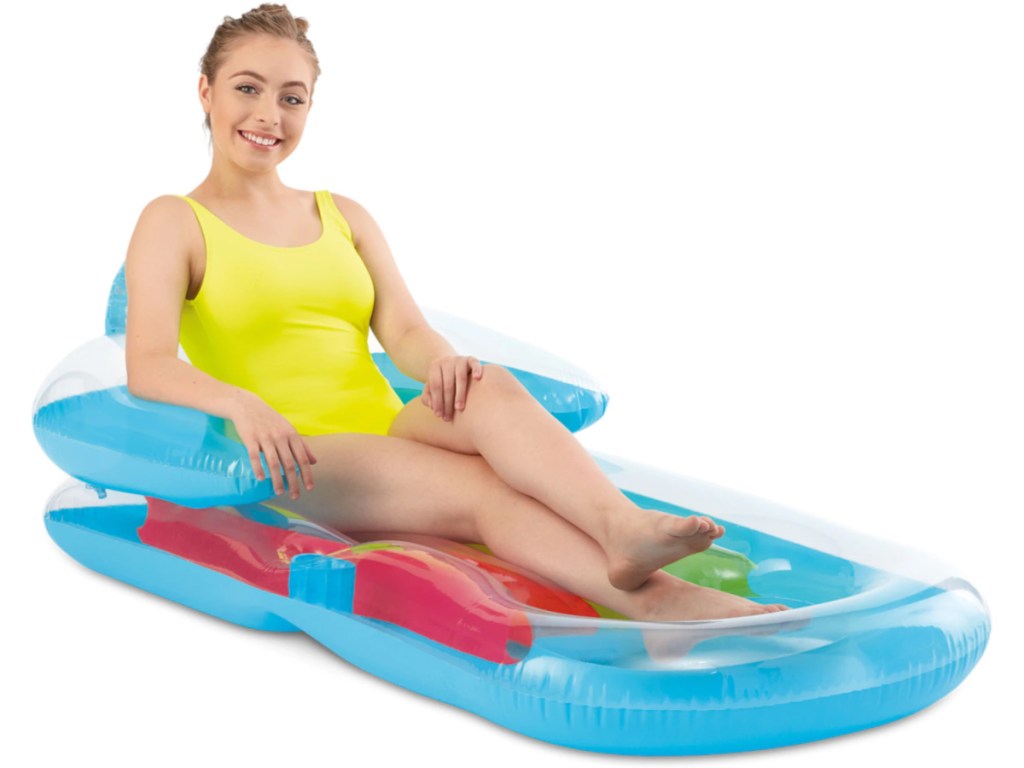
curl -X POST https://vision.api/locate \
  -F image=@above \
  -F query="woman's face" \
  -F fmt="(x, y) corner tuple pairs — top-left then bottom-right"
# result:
(198, 34), (315, 171)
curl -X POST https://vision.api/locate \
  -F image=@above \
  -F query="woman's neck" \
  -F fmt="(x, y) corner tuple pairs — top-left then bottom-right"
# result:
(195, 159), (290, 202)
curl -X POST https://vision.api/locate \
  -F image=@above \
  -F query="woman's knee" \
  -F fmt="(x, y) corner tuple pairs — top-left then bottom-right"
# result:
(467, 364), (524, 406)
(482, 364), (516, 387)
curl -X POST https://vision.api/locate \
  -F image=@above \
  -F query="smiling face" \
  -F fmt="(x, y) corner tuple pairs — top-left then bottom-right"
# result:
(198, 33), (315, 171)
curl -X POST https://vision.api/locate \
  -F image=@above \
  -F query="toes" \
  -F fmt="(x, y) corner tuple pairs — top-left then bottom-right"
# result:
(688, 515), (710, 533)
(696, 516), (724, 538)
(667, 514), (705, 536)
(673, 514), (726, 540)
(751, 602), (788, 614)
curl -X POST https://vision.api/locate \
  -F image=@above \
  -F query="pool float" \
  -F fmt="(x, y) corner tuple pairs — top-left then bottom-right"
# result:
(32, 263), (991, 755)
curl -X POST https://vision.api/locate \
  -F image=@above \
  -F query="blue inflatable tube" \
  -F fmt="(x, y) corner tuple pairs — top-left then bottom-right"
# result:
(32, 265), (991, 755)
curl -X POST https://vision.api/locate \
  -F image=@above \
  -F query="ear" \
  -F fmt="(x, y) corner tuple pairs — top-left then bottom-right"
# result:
(198, 74), (211, 113)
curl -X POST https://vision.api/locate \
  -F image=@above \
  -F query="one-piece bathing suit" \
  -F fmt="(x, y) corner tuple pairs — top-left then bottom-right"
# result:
(177, 190), (405, 438)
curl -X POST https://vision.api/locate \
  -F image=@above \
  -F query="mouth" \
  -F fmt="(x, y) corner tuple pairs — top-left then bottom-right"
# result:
(238, 130), (282, 149)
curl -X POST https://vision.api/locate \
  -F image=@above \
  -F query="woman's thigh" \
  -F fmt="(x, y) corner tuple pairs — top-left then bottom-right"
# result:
(268, 432), (500, 543)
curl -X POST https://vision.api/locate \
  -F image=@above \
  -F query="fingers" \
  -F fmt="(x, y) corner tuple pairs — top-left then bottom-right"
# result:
(293, 435), (315, 492)
(422, 356), (483, 420)
(425, 362), (443, 418)
(262, 439), (286, 496)
(443, 362), (457, 419)
(439, 361), (453, 420)
(276, 435), (303, 499)
(431, 360), (454, 420)
(248, 446), (265, 482)
(455, 359), (471, 413)
(248, 435), (315, 499)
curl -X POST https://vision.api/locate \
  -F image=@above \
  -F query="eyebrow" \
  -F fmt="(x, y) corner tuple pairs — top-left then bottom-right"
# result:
(229, 70), (308, 93)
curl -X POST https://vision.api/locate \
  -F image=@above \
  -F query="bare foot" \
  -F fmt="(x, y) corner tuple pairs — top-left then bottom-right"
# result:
(630, 579), (792, 661)
(605, 507), (726, 590)
(629, 576), (788, 622)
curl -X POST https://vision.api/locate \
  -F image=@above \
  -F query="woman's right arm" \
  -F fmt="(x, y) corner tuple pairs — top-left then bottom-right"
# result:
(123, 196), (317, 500)
(123, 196), (251, 420)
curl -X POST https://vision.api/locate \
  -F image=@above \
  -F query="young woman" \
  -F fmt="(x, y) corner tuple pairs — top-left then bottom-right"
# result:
(125, 3), (789, 622)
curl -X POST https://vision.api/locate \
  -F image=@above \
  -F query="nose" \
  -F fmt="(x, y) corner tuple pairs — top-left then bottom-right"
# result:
(255, 94), (281, 127)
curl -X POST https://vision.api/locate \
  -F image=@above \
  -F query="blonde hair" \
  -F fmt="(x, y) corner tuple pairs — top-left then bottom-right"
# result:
(198, 3), (321, 134)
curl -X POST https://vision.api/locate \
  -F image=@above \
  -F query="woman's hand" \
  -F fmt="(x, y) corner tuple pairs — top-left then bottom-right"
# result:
(228, 390), (318, 500)
(422, 355), (483, 421)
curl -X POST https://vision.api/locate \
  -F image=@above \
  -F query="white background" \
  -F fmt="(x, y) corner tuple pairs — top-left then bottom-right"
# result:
(6, 1), (1019, 764)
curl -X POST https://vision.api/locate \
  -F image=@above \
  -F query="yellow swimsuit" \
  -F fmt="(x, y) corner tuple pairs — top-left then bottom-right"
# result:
(177, 190), (405, 437)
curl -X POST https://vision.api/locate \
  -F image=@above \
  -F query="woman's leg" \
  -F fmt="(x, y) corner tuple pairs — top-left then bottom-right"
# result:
(271, 432), (786, 621)
(474, 478), (789, 621)
(387, 364), (728, 590)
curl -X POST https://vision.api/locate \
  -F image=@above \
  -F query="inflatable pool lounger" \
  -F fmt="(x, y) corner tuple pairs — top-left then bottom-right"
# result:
(32, 264), (991, 755)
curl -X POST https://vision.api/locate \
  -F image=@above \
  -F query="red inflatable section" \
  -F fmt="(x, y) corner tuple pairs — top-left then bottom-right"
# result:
(137, 498), (598, 663)
(350, 531), (603, 617)
(138, 498), (339, 595)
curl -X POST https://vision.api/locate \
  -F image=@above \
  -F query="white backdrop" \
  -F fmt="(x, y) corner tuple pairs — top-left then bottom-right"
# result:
(7, 1), (1018, 764)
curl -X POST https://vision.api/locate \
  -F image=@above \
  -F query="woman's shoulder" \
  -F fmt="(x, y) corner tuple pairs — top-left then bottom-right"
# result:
(128, 195), (203, 284)
(323, 192), (395, 252)
(324, 191), (371, 246)
(325, 190), (364, 219)
(130, 194), (203, 238)
(132, 194), (204, 233)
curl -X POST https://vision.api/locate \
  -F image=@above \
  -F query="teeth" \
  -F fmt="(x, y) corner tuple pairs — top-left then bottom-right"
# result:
(241, 131), (279, 146)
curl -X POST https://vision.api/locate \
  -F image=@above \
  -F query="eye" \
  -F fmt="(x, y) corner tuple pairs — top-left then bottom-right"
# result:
(285, 95), (305, 106)
(236, 84), (257, 94)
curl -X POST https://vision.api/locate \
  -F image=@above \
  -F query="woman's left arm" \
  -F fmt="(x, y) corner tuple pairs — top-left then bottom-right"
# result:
(331, 193), (484, 420)
(391, 326), (484, 420)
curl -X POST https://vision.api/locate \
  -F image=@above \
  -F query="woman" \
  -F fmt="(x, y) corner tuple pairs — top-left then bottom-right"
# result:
(125, 3), (788, 622)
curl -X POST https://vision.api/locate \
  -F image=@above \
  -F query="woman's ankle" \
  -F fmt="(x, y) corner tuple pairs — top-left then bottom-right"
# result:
(620, 571), (690, 621)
